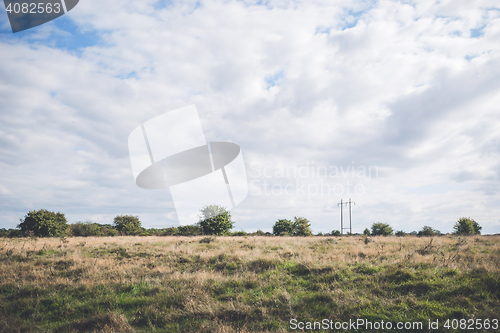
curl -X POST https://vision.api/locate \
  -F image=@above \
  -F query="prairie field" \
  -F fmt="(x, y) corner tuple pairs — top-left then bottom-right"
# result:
(0, 235), (499, 332)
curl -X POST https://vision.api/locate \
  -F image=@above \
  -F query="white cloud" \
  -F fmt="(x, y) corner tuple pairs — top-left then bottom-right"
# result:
(1, 0), (500, 233)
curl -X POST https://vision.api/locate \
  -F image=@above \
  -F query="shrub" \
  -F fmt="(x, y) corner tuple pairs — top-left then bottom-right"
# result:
(418, 226), (441, 237)
(330, 230), (341, 236)
(71, 221), (100, 237)
(70, 222), (118, 237)
(395, 230), (406, 237)
(178, 225), (202, 236)
(363, 228), (371, 236)
(292, 217), (313, 236)
(18, 209), (68, 237)
(232, 230), (248, 236)
(100, 225), (119, 236)
(370, 223), (393, 236)
(273, 219), (294, 236)
(0, 228), (22, 238)
(146, 227), (180, 236)
(453, 217), (481, 235)
(113, 215), (142, 235)
(272, 217), (313, 236)
(198, 205), (234, 236)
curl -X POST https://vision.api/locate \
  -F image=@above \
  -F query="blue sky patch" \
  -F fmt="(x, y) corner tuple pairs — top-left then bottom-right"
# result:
(265, 70), (284, 89)
(0, 13), (101, 55)
(470, 25), (486, 38)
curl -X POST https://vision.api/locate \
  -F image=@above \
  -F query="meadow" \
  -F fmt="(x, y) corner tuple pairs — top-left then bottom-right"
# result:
(0, 235), (499, 332)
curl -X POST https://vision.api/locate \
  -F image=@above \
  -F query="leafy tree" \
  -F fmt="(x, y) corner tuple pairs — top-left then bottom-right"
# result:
(293, 217), (313, 236)
(418, 225), (441, 237)
(330, 230), (341, 236)
(178, 225), (202, 236)
(273, 219), (294, 236)
(395, 230), (406, 237)
(0, 228), (20, 238)
(363, 228), (371, 236)
(453, 217), (481, 235)
(70, 222), (118, 237)
(18, 209), (68, 237)
(198, 205), (234, 235)
(113, 215), (142, 235)
(370, 223), (393, 236)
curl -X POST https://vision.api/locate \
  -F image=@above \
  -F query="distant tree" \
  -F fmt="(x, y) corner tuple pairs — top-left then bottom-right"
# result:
(273, 219), (294, 236)
(453, 217), (481, 235)
(363, 228), (371, 236)
(273, 217), (313, 236)
(198, 205), (234, 236)
(146, 227), (179, 236)
(293, 217), (313, 236)
(113, 215), (142, 235)
(395, 230), (406, 237)
(71, 221), (100, 237)
(418, 225), (441, 237)
(409, 231), (418, 236)
(71, 221), (119, 237)
(331, 230), (341, 236)
(178, 224), (202, 236)
(18, 209), (68, 237)
(370, 223), (393, 236)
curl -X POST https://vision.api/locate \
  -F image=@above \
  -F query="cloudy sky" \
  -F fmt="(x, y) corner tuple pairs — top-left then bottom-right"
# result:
(1, 0), (500, 234)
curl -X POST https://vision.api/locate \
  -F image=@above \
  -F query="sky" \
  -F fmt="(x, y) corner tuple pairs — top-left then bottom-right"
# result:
(1, 0), (500, 234)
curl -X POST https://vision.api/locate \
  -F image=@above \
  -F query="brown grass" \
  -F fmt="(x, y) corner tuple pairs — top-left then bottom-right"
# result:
(0, 235), (499, 332)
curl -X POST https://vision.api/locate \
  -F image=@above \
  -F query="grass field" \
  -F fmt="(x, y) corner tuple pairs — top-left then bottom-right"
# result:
(1, 235), (499, 332)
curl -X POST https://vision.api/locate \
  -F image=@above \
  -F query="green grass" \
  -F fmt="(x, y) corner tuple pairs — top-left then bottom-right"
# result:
(0, 235), (499, 332)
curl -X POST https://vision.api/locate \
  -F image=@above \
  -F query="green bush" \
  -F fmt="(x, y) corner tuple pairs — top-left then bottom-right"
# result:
(453, 217), (481, 235)
(198, 205), (234, 236)
(70, 222), (118, 237)
(293, 217), (313, 236)
(113, 215), (142, 235)
(363, 228), (371, 236)
(178, 225), (202, 236)
(0, 228), (22, 238)
(370, 223), (393, 236)
(17, 209), (68, 237)
(395, 230), (406, 237)
(71, 221), (100, 237)
(145, 227), (181, 236)
(272, 219), (294, 236)
(272, 217), (312, 236)
(418, 225), (441, 237)
(330, 230), (341, 236)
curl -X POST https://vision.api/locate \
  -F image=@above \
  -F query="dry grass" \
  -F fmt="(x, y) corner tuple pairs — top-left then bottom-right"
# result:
(1, 235), (499, 332)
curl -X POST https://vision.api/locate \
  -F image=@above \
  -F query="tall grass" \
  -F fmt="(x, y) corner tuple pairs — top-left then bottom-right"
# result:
(0, 235), (499, 332)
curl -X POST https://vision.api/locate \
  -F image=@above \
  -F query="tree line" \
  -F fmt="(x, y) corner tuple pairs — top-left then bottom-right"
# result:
(0, 206), (483, 238)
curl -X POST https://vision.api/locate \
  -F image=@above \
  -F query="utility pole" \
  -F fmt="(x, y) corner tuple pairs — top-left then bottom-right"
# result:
(338, 199), (342, 234)
(337, 199), (347, 234)
(348, 198), (355, 235)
